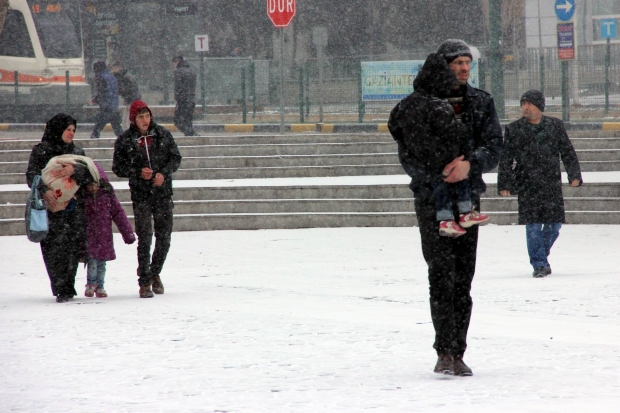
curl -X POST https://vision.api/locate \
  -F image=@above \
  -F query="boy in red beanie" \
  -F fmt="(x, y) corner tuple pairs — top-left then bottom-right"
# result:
(112, 100), (182, 298)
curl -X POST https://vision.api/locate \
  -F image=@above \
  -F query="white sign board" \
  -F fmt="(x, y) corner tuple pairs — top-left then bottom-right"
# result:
(195, 35), (209, 52)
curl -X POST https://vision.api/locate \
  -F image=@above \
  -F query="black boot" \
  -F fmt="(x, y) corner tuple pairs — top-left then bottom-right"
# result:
(433, 354), (454, 375)
(453, 355), (473, 376)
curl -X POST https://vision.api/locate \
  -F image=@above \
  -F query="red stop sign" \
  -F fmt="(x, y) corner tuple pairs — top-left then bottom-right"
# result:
(267, 0), (296, 28)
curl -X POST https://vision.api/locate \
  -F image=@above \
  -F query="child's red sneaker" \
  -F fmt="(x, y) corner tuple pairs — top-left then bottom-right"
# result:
(95, 288), (108, 298)
(439, 220), (467, 237)
(84, 284), (96, 298)
(459, 210), (489, 228)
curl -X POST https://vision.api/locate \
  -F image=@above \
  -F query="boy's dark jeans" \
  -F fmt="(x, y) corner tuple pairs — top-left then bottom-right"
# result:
(133, 196), (173, 286)
(414, 196), (480, 356)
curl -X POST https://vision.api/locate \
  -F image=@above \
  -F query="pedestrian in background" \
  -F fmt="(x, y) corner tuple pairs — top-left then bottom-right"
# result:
(111, 61), (141, 131)
(112, 100), (182, 298)
(172, 55), (197, 136)
(90, 60), (123, 139)
(83, 163), (136, 298)
(498, 89), (582, 278)
(389, 39), (503, 376)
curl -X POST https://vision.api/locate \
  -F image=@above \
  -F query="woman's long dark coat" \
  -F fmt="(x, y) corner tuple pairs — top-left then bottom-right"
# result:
(26, 114), (93, 298)
(498, 116), (582, 224)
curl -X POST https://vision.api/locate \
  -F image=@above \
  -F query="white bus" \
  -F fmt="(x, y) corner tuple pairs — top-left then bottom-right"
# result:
(0, 0), (90, 121)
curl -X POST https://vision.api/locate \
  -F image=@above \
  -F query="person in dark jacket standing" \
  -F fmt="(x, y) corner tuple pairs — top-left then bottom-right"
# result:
(83, 163), (136, 298)
(90, 60), (123, 139)
(26, 114), (96, 302)
(172, 55), (197, 136)
(388, 39), (503, 376)
(112, 100), (182, 298)
(111, 61), (141, 131)
(498, 89), (582, 278)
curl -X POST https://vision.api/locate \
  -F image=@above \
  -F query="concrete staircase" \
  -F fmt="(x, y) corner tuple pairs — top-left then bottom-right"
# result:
(1, 131), (620, 235)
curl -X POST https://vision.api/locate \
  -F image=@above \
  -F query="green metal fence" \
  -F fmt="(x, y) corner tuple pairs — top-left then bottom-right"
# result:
(5, 44), (620, 124)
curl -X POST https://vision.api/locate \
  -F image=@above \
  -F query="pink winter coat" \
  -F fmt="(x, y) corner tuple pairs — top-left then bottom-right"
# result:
(84, 165), (135, 261)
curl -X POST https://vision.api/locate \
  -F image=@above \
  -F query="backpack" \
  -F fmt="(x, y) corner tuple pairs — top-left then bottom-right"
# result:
(25, 175), (48, 242)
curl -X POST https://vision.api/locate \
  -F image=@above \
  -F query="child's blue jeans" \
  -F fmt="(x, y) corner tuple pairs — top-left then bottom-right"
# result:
(87, 259), (107, 288)
(433, 177), (472, 221)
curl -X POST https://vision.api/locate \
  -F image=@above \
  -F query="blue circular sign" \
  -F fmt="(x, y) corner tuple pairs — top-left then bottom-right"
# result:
(555, 0), (575, 21)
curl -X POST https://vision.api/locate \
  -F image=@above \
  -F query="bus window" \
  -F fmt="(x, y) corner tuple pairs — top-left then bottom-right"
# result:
(28, 1), (82, 58)
(0, 10), (35, 57)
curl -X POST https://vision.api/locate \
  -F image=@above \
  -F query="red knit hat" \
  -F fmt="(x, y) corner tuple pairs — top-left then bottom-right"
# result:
(129, 100), (153, 125)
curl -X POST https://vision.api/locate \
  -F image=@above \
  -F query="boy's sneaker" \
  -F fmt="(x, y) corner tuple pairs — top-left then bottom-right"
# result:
(84, 284), (96, 298)
(459, 210), (489, 228)
(533, 267), (548, 278)
(439, 220), (467, 237)
(95, 288), (108, 298)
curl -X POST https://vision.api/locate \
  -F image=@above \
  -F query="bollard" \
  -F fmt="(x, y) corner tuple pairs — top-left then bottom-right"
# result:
(241, 67), (247, 124)
(14, 71), (19, 123)
(65, 70), (71, 115)
(299, 67), (304, 123)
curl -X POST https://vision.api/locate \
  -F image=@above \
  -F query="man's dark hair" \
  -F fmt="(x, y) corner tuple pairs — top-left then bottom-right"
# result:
(172, 55), (184, 63)
(137, 107), (150, 115)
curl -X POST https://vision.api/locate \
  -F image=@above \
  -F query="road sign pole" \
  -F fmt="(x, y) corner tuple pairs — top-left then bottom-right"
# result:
(280, 29), (285, 134)
(201, 53), (206, 116)
(605, 37), (610, 114)
(561, 60), (570, 122)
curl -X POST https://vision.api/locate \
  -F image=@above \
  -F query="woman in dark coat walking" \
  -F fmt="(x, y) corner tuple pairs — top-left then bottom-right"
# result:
(26, 114), (95, 302)
(498, 90), (582, 277)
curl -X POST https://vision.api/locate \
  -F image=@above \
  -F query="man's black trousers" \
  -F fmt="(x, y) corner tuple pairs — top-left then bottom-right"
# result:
(91, 108), (123, 138)
(174, 101), (196, 136)
(414, 195), (479, 356)
(133, 197), (173, 286)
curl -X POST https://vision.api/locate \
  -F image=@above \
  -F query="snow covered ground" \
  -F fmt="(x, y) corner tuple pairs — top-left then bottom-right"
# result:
(1, 225), (620, 412)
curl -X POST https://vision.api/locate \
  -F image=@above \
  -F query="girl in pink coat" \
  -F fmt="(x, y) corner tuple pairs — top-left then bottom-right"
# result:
(83, 163), (135, 297)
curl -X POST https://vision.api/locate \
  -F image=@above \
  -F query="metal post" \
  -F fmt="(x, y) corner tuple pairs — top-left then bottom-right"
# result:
(14, 71), (19, 123)
(357, 67), (365, 123)
(479, 57), (486, 91)
(251, 62), (256, 119)
(241, 66), (247, 124)
(65, 71), (71, 115)
(161, 5), (169, 104)
(318, 44), (324, 123)
(299, 67), (304, 123)
(305, 63), (310, 118)
(201, 54), (206, 116)
(489, 0), (506, 118)
(280, 29), (285, 134)
(561, 60), (570, 122)
(605, 38), (611, 114)
(537, 0), (545, 95)
(539, 54), (545, 95)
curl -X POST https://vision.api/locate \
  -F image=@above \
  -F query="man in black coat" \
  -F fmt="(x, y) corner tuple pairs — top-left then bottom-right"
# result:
(112, 100), (182, 298)
(111, 61), (141, 130)
(172, 55), (197, 136)
(389, 39), (503, 377)
(498, 89), (582, 278)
